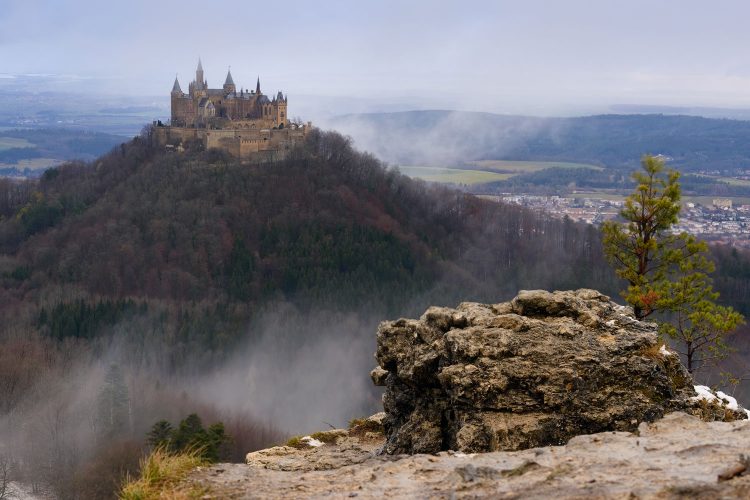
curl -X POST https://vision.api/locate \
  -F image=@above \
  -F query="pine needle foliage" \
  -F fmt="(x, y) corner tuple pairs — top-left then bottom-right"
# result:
(602, 155), (743, 373)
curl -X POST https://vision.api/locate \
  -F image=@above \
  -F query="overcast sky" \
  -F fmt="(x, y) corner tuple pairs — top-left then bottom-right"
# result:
(3, 0), (750, 115)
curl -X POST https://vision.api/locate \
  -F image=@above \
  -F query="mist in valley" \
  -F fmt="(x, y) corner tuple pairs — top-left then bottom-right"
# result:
(0, 303), (387, 498)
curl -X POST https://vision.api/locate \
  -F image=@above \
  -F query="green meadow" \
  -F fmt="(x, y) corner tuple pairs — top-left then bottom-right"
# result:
(397, 160), (603, 186)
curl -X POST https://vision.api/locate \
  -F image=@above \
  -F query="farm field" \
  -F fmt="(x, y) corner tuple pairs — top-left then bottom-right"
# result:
(468, 160), (603, 173)
(398, 160), (604, 186)
(695, 173), (750, 187)
(397, 166), (513, 185)
(713, 176), (750, 187)
(0, 158), (63, 170)
(0, 136), (34, 150)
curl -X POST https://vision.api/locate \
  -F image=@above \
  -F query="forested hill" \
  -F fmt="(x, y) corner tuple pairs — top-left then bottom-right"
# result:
(2, 129), (750, 335)
(0, 129), (621, 320)
(328, 111), (750, 172)
(3, 129), (750, 322)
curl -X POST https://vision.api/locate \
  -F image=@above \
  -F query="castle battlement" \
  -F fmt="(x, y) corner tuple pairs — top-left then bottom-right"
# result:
(154, 59), (311, 160)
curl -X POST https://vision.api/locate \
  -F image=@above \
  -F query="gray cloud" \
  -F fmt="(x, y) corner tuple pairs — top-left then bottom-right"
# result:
(3, 1), (750, 114)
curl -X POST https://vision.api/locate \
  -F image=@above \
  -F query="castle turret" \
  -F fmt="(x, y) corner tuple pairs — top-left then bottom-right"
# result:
(224, 68), (236, 94)
(171, 76), (182, 96)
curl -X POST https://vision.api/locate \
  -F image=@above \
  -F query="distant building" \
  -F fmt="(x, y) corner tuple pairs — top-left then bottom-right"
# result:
(154, 59), (311, 160)
(712, 198), (733, 210)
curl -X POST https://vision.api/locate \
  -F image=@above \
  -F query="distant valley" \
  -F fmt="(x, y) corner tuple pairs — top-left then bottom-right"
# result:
(329, 110), (750, 172)
(328, 110), (750, 195)
(0, 128), (127, 178)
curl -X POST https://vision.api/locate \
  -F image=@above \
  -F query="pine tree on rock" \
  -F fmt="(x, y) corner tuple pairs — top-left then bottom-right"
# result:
(602, 155), (743, 373)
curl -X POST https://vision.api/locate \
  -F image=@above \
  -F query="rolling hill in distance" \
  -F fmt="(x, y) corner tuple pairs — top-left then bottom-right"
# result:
(328, 110), (750, 172)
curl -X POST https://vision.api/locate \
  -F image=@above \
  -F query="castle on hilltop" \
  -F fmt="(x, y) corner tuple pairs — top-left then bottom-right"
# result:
(154, 59), (311, 159)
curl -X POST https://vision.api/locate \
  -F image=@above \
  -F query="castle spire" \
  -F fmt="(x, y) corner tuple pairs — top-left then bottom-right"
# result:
(223, 67), (236, 93)
(256, 76), (261, 94)
(171, 75), (182, 94)
(195, 58), (205, 90)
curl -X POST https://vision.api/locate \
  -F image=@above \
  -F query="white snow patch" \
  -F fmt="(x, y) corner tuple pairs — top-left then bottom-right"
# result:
(716, 390), (740, 410)
(692, 385), (750, 418)
(605, 319), (617, 327)
(659, 345), (675, 357)
(692, 384), (719, 404)
(300, 436), (324, 447)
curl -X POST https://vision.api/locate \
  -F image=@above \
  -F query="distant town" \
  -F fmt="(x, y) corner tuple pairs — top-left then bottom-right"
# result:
(476, 193), (750, 247)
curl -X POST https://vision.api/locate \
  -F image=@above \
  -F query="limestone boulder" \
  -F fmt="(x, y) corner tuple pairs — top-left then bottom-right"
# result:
(372, 289), (747, 454)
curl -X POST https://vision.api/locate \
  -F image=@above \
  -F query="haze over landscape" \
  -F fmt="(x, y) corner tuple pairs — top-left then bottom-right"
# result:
(4, 1), (750, 499)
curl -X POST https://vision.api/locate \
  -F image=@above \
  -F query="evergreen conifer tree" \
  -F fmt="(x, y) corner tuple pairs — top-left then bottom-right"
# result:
(602, 155), (743, 373)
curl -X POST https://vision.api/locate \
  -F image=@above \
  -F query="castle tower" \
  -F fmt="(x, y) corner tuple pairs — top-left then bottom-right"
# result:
(195, 58), (205, 90)
(274, 91), (288, 127)
(170, 76), (185, 125)
(223, 68), (236, 94)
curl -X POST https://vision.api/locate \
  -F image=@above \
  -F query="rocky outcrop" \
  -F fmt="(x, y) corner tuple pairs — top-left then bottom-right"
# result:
(372, 289), (747, 454)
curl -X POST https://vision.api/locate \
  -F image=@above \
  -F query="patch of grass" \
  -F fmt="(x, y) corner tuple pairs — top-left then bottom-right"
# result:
(638, 341), (667, 361)
(119, 447), (207, 500)
(285, 436), (311, 449)
(309, 431), (341, 444)
(348, 417), (384, 436)
(691, 396), (739, 423)
(285, 436), (304, 449)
